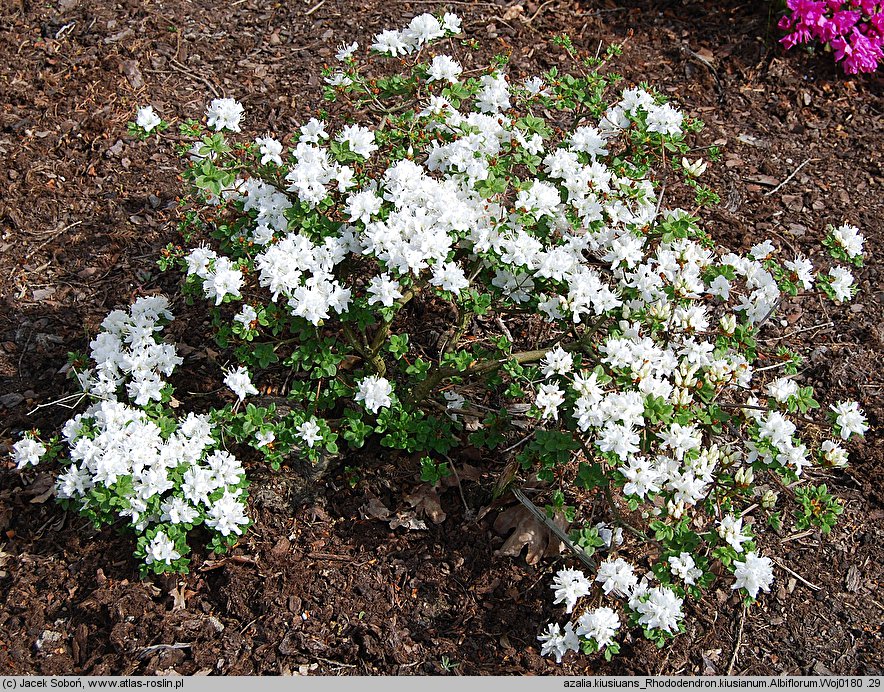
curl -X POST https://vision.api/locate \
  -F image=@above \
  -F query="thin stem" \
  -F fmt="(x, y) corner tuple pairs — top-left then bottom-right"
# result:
(342, 323), (385, 377)
(717, 402), (769, 412)
(465, 313), (607, 377)
(602, 480), (622, 522)
(409, 315), (608, 406)
(368, 279), (424, 355)
(441, 308), (474, 356)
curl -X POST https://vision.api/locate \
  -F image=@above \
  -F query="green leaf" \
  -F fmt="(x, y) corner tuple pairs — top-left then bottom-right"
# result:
(575, 461), (606, 491)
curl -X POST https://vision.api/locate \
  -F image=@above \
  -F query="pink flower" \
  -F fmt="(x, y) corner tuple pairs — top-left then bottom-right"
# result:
(833, 27), (883, 72)
(780, 0), (882, 73)
(781, 28), (812, 49)
(820, 10), (861, 41)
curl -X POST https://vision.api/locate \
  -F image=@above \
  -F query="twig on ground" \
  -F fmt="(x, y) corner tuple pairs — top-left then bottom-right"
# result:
(305, 0), (325, 15)
(518, 560), (561, 599)
(589, 7), (628, 16)
(446, 462), (471, 515)
(137, 642), (191, 659)
(739, 503), (759, 518)
(54, 21), (76, 39)
(771, 557), (821, 591)
(717, 402), (769, 411)
(238, 616), (260, 634)
(780, 529), (815, 543)
(501, 431), (533, 454)
(310, 655), (357, 669)
(760, 321), (834, 343)
(654, 182), (667, 219)
(495, 315), (514, 344)
(726, 603), (747, 675)
(307, 552), (352, 561)
(525, 0), (557, 24)
(27, 392), (88, 417)
(23, 220), (83, 261)
(684, 47), (723, 102)
(764, 158), (814, 197)
(511, 488), (596, 570)
(168, 59), (220, 98)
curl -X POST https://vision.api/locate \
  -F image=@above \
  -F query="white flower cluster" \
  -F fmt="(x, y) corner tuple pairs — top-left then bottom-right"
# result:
(370, 12), (461, 56)
(196, 81), (690, 338)
(185, 245), (245, 306)
(224, 365), (259, 402)
(749, 408), (818, 477)
(76, 296), (182, 405)
(355, 375), (394, 414)
(540, 546), (775, 662)
(145, 531), (181, 565)
(718, 514), (751, 553)
(12, 434), (46, 469)
(206, 97), (245, 133)
(13, 297), (250, 570)
(526, 209), (866, 499)
(732, 552), (774, 599)
(177, 43), (864, 412)
(831, 223), (865, 259)
(135, 105), (162, 132)
(540, 558), (683, 661)
(55, 401), (246, 539)
(827, 266), (855, 303)
(831, 400), (869, 440)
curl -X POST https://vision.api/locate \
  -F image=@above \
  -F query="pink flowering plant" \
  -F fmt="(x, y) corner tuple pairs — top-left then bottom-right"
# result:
(13, 13), (869, 657)
(779, 0), (884, 74)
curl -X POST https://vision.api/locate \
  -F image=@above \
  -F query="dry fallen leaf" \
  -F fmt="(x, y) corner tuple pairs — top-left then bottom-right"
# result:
(405, 485), (446, 524)
(457, 462), (483, 483)
(30, 486), (55, 504)
(493, 504), (569, 565)
(388, 512), (428, 531)
(844, 564), (863, 593)
(25, 474), (55, 504)
(359, 497), (391, 521)
(501, 4), (524, 21)
(169, 583), (197, 612)
(440, 462), (482, 488)
(338, 354), (362, 371)
(744, 174), (780, 187)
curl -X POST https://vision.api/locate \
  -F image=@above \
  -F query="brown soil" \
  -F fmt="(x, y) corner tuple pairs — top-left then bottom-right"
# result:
(1, 0), (882, 677)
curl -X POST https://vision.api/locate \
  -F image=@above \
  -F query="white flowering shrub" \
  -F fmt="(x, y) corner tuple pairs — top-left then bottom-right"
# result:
(14, 13), (869, 656)
(13, 297), (249, 574)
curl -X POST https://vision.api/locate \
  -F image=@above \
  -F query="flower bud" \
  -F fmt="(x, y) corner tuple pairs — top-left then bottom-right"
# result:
(720, 314), (737, 335)
(681, 157), (707, 178)
(648, 302), (671, 321)
(721, 445), (741, 466)
(734, 466), (754, 487)
(761, 489), (779, 509)
(672, 387), (693, 407)
(667, 499), (685, 519)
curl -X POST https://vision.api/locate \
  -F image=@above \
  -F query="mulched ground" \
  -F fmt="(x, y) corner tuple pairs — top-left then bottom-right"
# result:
(1, 0), (882, 676)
